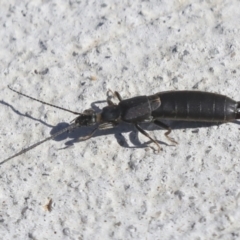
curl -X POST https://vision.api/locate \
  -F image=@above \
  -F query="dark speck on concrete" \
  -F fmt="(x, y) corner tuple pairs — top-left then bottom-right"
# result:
(39, 40), (47, 51)
(174, 190), (184, 200)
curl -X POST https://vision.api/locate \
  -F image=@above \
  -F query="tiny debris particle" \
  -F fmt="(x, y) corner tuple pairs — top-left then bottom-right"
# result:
(44, 198), (53, 212)
(96, 22), (104, 29)
(39, 40), (47, 51)
(114, 222), (121, 227)
(172, 46), (178, 53)
(39, 68), (49, 75)
(90, 76), (97, 81)
(174, 190), (184, 200)
(191, 129), (199, 133)
(72, 51), (78, 56)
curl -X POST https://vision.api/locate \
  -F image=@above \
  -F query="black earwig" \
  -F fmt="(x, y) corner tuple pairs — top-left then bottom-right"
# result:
(1, 86), (240, 165)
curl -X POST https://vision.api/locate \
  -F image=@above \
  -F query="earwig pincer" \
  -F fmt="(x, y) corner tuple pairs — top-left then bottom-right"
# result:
(1, 86), (240, 165)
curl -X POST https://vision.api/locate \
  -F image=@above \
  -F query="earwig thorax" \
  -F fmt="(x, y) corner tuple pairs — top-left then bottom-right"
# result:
(100, 105), (121, 122)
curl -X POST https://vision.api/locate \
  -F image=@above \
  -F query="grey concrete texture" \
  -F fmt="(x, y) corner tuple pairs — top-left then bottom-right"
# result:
(1, 0), (240, 239)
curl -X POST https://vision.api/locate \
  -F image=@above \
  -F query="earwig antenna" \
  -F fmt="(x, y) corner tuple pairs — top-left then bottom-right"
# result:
(0, 123), (78, 165)
(8, 85), (82, 115)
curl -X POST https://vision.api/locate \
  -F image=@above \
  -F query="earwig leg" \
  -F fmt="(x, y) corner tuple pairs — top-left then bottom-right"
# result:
(76, 122), (118, 142)
(76, 127), (98, 142)
(114, 91), (123, 102)
(135, 124), (161, 152)
(107, 90), (116, 105)
(153, 120), (178, 145)
(99, 122), (118, 130)
(107, 89), (123, 103)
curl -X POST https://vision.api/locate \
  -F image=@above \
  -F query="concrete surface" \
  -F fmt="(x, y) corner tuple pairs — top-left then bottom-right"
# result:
(1, 0), (240, 239)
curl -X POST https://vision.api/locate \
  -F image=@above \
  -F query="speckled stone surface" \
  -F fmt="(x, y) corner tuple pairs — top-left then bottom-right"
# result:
(1, 0), (240, 239)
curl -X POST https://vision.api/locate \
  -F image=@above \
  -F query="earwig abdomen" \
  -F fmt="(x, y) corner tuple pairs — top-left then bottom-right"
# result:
(151, 91), (238, 122)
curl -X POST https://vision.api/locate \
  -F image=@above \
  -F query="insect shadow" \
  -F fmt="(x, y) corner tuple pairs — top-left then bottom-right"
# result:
(0, 99), (147, 150)
(49, 115), (230, 150)
(0, 100), (54, 128)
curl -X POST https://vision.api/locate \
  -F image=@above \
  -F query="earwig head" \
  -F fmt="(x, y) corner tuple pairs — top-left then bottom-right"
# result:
(75, 109), (97, 126)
